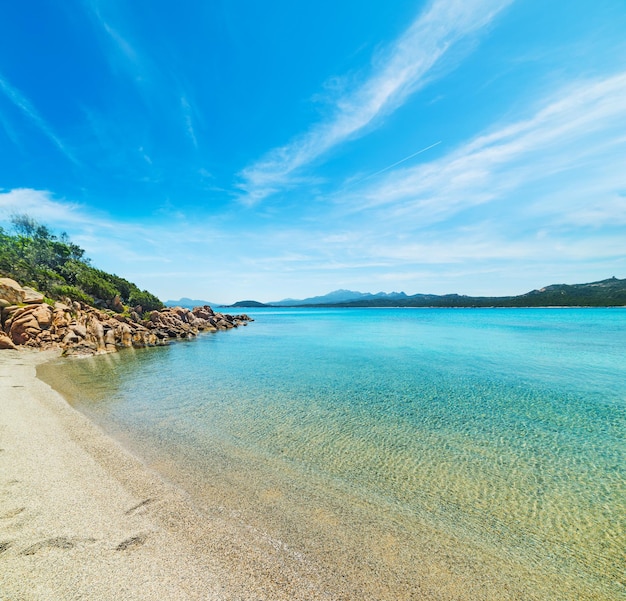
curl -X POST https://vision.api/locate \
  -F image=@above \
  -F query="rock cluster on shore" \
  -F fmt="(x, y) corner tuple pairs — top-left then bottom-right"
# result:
(0, 277), (251, 356)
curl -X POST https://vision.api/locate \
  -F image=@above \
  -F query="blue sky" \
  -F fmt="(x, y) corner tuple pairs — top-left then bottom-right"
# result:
(1, 0), (625, 303)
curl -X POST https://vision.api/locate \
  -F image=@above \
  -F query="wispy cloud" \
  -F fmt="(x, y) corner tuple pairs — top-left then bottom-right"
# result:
(83, 0), (145, 80)
(245, 70), (626, 290)
(82, 2), (203, 152)
(555, 193), (626, 227)
(0, 188), (192, 234)
(0, 188), (228, 261)
(0, 74), (79, 165)
(237, 0), (512, 205)
(0, 187), (258, 300)
(345, 72), (626, 227)
(181, 96), (198, 148)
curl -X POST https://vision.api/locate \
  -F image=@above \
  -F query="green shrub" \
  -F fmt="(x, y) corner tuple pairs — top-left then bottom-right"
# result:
(50, 285), (94, 305)
(75, 267), (118, 301)
(128, 289), (164, 312)
(1, 216), (164, 310)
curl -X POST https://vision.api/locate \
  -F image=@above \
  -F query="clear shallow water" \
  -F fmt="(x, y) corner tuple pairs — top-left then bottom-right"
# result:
(41, 308), (625, 599)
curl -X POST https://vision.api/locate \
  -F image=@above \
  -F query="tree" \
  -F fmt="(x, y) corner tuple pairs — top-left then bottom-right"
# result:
(0, 216), (164, 311)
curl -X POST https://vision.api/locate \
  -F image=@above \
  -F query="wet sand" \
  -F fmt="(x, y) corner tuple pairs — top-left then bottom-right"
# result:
(0, 350), (332, 600)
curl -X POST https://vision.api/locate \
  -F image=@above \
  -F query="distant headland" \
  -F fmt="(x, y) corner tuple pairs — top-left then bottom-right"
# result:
(226, 277), (626, 308)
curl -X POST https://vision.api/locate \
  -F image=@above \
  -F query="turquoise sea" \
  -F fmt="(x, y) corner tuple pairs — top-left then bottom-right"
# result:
(40, 308), (625, 600)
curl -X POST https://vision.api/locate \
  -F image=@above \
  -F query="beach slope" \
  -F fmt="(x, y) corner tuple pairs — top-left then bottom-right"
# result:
(0, 350), (226, 600)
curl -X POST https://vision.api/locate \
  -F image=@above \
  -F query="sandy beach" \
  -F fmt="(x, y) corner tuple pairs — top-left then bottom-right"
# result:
(0, 350), (219, 600)
(0, 350), (331, 601)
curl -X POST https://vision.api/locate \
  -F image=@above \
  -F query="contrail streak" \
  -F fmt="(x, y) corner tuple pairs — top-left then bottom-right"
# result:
(350, 140), (441, 187)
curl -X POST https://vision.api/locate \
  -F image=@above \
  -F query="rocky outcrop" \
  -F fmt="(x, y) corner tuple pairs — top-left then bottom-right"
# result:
(0, 279), (252, 356)
(0, 331), (17, 349)
(0, 278), (25, 305)
(22, 286), (45, 304)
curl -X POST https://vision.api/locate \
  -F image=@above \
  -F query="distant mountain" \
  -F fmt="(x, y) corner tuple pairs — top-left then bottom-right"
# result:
(316, 277), (626, 308)
(231, 277), (626, 308)
(165, 297), (218, 309)
(271, 289), (408, 306)
(506, 277), (626, 307)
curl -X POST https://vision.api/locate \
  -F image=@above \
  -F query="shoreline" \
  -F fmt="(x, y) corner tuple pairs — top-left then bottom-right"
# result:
(2, 335), (619, 600)
(0, 349), (328, 600)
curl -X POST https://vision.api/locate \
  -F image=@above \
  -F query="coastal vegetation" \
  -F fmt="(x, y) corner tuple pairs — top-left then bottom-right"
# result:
(328, 278), (626, 307)
(0, 216), (251, 354)
(0, 215), (163, 313)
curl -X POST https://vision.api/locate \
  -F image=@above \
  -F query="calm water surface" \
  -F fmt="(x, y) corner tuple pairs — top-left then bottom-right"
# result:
(41, 308), (625, 600)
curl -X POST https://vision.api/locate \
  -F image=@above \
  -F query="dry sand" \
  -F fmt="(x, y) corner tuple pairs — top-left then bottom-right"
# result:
(0, 350), (331, 601)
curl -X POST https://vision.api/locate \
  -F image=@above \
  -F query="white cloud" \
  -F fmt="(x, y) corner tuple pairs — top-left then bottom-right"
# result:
(0, 189), (87, 225)
(364, 230), (626, 265)
(345, 72), (626, 227)
(0, 188), (224, 242)
(0, 187), (231, 264)
(238, 0), (512, 205)
(262, 72), (626, 287)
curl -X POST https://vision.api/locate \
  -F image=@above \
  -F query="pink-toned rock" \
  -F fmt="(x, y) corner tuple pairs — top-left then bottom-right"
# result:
(0, 278), (251, 354)
(52, 309), (71, 330)
(0, 278), (25, 305)
(171, 307), (195, 324)
(36, 330), (54, 345)
(110, 295), (124, 313)
(9, 313), (40, 345)
(54, 301), (70, 312)
(192, 307), (214, 320)
(3, 306), (49, 345)
(4, 306), (27, 330)
(30, 304), (53, 329)
(71, 324), (87, 338)
(104, 328), (117, 352)
(63, 340), (99, 356)
(0, 331), (17, 349)
(1, 305), (20, 330)
(22, 286), (45, 304)
(87, 316), (106, 351)
(116, 323), (133, 347)
(62, 331), (80, 345)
